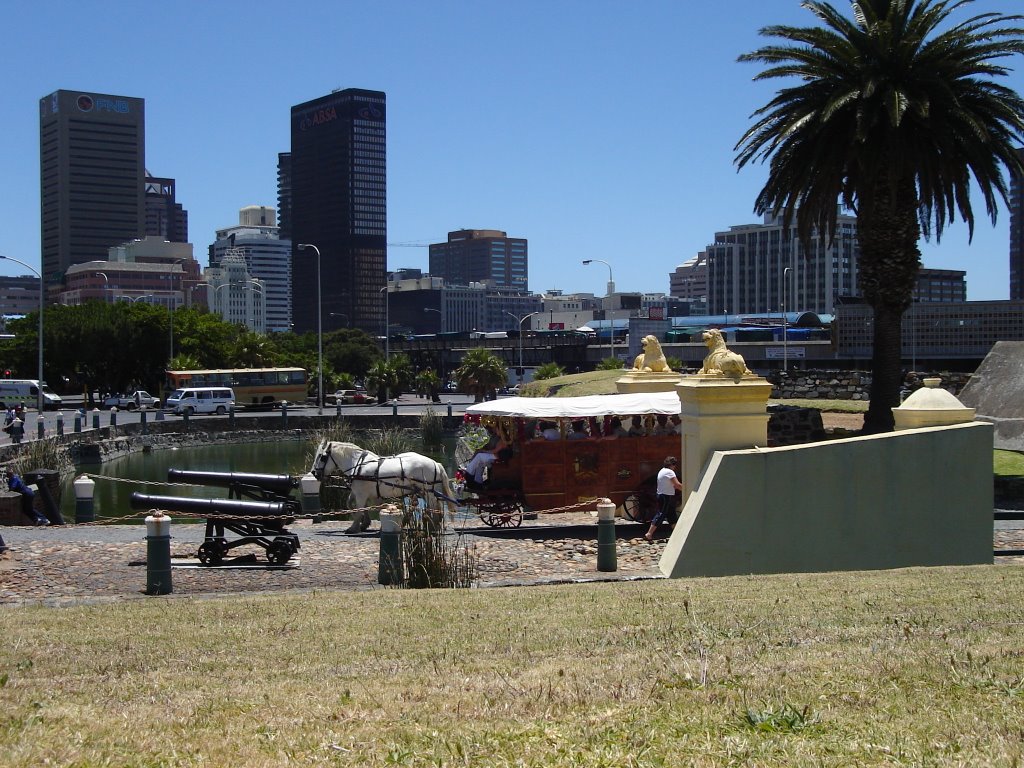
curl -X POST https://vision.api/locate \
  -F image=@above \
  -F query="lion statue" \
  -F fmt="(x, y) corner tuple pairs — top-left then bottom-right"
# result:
(700, 329), (752, 378)
(632, 334), (672, 372)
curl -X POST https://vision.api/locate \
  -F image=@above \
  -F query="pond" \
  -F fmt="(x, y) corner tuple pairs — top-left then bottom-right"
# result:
(58, 436), (458, 521)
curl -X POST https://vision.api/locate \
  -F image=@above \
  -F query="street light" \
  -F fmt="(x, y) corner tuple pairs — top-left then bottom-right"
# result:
(505, 310), (540, 386)
(379, 285), (390, 404)
(582, 259), (617, 362)
(96, 271), (111, 303)
(297, 244), (324, 414)
(782, 267), (792, 371)
(0, 255), (44, 412)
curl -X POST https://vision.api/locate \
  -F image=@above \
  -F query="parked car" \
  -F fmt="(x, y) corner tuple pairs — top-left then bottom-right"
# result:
(102, 390), (161, 410)
(328, 389), (374, 405)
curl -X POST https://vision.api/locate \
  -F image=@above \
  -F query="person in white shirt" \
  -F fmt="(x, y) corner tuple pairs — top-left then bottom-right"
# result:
(645, 456), (683, 542)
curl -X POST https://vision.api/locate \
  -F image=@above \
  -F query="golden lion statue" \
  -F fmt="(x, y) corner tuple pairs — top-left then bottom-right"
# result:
(632, 334), (672, 372)
(700, 329), (751, 378)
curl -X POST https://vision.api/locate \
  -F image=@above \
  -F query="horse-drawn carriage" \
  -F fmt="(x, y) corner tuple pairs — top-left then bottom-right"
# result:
(456, 391), (683, 527)
(310, 391), (683, 529)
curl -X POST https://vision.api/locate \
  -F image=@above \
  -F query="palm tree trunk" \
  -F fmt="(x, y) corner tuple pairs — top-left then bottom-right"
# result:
(863, 302), (903, 434)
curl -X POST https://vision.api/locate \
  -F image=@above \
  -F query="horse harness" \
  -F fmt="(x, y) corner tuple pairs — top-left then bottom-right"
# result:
(326, 446), (446, 499)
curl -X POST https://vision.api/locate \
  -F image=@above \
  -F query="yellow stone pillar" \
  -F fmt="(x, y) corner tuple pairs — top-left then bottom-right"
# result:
(676, 374), (772, 503)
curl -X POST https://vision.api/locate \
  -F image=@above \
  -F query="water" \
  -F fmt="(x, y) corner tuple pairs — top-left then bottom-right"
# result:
(59, 438), (319, 521)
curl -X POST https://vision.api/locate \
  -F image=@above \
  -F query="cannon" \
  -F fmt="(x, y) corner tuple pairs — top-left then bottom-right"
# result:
(130, 492), (300, 566)
(166, 469), (300, 504)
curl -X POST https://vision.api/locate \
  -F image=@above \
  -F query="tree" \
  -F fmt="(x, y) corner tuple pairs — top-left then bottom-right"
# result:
(415, 368), (442, 402)
(735, 0), (1024, 433)
(454, 348), (507, 402)
(533, 362), (565, 381)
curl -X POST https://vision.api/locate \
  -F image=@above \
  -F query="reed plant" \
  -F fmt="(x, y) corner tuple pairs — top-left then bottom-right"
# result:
(399, 508), (478, 588)
(365, 425), (415, 456)
(418, 407), (444, 450)
(8, 437), (74, 477)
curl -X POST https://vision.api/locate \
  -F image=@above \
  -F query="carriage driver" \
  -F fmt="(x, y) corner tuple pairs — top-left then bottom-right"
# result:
(462, 425), (508, 487)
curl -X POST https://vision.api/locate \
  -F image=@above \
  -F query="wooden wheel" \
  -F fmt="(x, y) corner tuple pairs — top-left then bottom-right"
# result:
(482, 500), (524, 528)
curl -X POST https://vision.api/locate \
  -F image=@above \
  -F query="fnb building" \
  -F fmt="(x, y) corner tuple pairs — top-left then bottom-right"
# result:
(39, 90), (145, 288)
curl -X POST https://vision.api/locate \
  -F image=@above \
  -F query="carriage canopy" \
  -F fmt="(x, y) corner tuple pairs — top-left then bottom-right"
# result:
(465, 392), (680, 420)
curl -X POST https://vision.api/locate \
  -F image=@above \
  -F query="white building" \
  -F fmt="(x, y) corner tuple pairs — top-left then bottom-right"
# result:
(209, 207), (291, 332)
(202, 250), (267, 333)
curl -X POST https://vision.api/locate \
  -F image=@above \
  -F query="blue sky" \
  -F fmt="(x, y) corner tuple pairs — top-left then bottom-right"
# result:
(2, 0), (1022, 301)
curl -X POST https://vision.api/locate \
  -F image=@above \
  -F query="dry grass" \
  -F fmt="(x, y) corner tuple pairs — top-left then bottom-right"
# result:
(2, 566), (1024, 765)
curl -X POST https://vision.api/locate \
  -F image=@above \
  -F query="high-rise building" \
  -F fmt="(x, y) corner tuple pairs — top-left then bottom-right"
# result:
(145, 174), (188, 242)
(704, 212), (859, 316)
(276, 152), (292, 240)
(210, 207), (292, 333)
(429, 229), (528, 290)
(202, 250), (267, 334)
(39, 90), (145, 286)
(1010, 148), (1024, 300)
(288, 89), (386, 334)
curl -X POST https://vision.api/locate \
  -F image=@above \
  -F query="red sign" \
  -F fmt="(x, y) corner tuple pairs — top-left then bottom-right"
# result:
(649, 306), (664, 320)
(548, 322), (565, 330)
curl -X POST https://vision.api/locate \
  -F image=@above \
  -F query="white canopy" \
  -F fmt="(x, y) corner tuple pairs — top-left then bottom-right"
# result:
(466, 392), (680, 419)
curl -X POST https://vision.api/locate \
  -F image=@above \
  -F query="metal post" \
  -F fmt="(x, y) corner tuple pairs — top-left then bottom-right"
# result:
(596, 498), (617, 572)
(73, 474), (95, 524)
(281, 401), (288, 428)
(92, 409), (100, 430)
(140, 407), (148, 435)
(56, 411), (63, 437)
(783, 267), (791, 372)
(145, 512), (172, 595)
(109, 407), (117, 427)
(297, 244), (324, 415)
(36, 414), (44, 439)
(378, 506), (403, 585)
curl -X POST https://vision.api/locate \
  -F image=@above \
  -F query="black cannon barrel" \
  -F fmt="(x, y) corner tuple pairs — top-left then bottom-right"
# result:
(167, 469), (299, 494)
(131, 492), (288, 517)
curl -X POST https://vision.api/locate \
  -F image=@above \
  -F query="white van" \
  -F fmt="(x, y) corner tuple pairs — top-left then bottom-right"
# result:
(165, 387), (235, 416)
(0, 380), (63, 410)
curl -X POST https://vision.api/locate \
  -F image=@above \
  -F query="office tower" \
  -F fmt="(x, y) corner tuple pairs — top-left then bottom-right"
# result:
(289, 89), (386, 334)
(429, 229), (528, 290)
(210, 207), (292, 333)
(276, 152), (291, 240)
(1010, 147), (1024, 300)
(704, 212), (860, 316)
(39, 90), (145, 285)
(145, 174), (188, 242)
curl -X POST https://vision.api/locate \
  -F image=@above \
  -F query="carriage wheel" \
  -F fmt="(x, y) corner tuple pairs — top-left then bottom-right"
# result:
(198, 539), (227, 566)
(622, 493), (650, 523)
(484, 501), (524, 528)
(267, 538), (293, 565)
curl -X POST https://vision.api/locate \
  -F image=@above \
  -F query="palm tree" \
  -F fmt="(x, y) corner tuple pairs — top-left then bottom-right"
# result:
(736, 0), (1024, 433)
(455, 348), (507, 402)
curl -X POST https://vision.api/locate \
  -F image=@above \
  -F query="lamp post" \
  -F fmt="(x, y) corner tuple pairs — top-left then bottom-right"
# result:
(0, 255), (44, 412)
(97, 271), (110, 303)
(505, 310), (540, 386)
(782, 267), (791, 371)
(297, 244), (324, 414)
(582, 259), (617, 361)
(329, 312), (349, 327)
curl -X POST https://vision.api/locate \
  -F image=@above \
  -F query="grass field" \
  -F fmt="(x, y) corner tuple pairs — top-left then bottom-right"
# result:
(2, 566), (1023, 766)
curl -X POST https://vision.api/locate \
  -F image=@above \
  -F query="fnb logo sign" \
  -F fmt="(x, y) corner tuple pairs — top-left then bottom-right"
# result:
(77, 95), (130, 114)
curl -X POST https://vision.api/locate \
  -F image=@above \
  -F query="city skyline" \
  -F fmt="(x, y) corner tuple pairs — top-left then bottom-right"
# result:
(2, 1), (1023, 302)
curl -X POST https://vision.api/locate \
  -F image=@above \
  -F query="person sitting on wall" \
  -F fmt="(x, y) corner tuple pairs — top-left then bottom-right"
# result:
(567, 420), (589, 440)
(627, 415), (646, 437)
(7, 474), (49, 526)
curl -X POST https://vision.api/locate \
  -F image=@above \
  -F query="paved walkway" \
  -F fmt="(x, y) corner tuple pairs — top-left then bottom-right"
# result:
(1, 512), (1022, 606)
(0, 512), (668, 606)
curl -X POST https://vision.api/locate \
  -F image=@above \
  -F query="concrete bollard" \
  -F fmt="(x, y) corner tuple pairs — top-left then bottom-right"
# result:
(281, 401), (288, 428)
(145, 511), (172, 595)
(109, 406), (118, 427)
(155, 408), (165, 422)
(56, 411), (64, 437)
(300, 472), (322, 522)
(74, 413), (82, 433)
(392, 402), (398, 417)
(140, 407), (148, 435)
(73, 474), (95, 523)
(378, 506), (403, 585)
(596, 497), (617, 572)
(447, 403), (453, 417)
(92, 409), (100, 430)
(36, 414), (44, 439)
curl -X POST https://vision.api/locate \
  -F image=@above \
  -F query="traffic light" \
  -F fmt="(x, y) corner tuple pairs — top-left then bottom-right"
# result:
(3, 370), (10, 379)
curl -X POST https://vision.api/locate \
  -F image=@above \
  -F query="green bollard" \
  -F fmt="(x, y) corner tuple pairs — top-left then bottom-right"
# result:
(56, 412), (64, 437)
(145, 511), (172, 595)
(73, 474), (95, 523)
(378, 507), (403, 585)
(36, 414), (44, 439)
(596, 498), (617, 572)
(74, 413), (82, 433)
(229, 404), (236, 428)
(140, 407), (148, 435)
(109, 407), (117, 427)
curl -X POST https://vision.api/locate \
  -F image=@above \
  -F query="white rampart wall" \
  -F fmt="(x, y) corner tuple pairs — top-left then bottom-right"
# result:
(660, 422), (993, 578)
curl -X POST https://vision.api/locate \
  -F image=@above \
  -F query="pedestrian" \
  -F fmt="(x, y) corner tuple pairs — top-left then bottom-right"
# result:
(8, 417), (24, 444)
(645, 456), (683, 542)
(7, 473), (49, 526)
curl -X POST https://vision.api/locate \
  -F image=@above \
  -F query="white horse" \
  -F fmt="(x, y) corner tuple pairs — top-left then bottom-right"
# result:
(311, 441), (458, 525)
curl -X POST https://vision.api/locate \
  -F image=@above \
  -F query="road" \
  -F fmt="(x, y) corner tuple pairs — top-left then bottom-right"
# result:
(0, 393), (481, 446)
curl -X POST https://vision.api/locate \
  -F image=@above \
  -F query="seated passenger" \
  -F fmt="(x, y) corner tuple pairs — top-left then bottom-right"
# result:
(462, 426), (506, 484)
(608, 416), (628, 438)
(627, 415), (646, 437)
(567, 420), (589, 440)
(651, 414), (672, 435)
(539, 421), (561, 440)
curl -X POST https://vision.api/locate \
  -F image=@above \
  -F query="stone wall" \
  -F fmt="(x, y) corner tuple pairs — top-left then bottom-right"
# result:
(768, 369), (971, 400)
